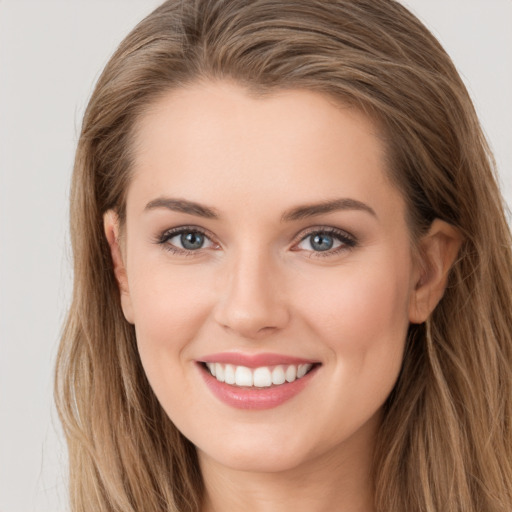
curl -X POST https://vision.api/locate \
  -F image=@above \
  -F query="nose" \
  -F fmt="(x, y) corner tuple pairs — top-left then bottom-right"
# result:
(213, 250), (291, 340)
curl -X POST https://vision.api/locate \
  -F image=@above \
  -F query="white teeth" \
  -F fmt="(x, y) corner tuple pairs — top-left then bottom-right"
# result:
(235, 366), (253, 386)
(297, 364), (312, 378)
(205, 362), (314, 387)
(224, 364), (236, 385)
(253, 367), (272, 387)
(215, 363), (225, 382)
(285, 365), (297, 382)
(272, 365), (286, 385)
(206, 362), (216, 376)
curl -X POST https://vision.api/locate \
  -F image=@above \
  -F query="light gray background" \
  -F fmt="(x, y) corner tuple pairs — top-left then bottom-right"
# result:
(0, 1), (510, 511)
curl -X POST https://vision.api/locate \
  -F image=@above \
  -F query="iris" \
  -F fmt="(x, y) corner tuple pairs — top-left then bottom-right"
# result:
(310, 233), (334, 251)
(181, 232), (205, 250)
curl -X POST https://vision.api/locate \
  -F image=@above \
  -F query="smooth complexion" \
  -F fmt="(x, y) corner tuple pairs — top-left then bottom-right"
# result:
(105, 82), (461, 512)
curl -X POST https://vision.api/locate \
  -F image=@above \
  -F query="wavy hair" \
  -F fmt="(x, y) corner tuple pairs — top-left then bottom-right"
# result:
(55, 1), (512, 510)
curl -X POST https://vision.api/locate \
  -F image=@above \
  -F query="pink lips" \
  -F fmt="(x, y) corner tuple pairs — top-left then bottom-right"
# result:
(201, 352), (315, 368)
(198, 352), (319, 410)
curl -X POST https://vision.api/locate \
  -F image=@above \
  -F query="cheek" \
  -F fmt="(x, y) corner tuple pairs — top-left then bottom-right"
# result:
(127, 259), (215, 363)
(126, 261), (217, 427)
(291, 257), (412, 438)
(298, 253), (413, 369)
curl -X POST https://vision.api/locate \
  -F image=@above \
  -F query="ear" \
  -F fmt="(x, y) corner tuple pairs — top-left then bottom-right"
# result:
(409, 219), (463, 324)
(103, 210), (134, 324)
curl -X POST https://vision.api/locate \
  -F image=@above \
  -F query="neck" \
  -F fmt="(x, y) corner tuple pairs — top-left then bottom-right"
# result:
(199, 415), (378, 512)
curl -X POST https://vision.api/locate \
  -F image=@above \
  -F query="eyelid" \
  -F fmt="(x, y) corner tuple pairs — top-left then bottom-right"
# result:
(154, 224), (357, 256)
(154, 225), (219, 253)
(291, 226), (358, 255)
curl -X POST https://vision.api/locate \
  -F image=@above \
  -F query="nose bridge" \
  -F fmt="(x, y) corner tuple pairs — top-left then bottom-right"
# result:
(214, 242), (289, 338)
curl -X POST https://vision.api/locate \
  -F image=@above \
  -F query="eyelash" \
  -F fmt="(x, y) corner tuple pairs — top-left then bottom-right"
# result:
(154, 225), (216, 256)
(154, 225), (358, 257)
(295, 227), (357, 258)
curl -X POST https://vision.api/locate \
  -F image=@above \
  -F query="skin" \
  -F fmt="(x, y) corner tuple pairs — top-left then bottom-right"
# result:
(105, 81), (461, 512)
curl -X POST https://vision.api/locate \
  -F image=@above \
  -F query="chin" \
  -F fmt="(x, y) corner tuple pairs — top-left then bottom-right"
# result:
(195, 427), (325, 474)
(201, 447), (311, 474)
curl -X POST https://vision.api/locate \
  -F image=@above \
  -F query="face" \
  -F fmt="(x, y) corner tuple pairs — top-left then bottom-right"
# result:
(108, 81), (423, 475)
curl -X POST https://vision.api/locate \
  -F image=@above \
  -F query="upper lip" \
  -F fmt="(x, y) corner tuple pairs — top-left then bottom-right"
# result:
(198, 352), (319, 368)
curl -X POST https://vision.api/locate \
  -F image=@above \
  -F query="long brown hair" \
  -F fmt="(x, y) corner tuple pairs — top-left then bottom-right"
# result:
(55, 1), (512, 510)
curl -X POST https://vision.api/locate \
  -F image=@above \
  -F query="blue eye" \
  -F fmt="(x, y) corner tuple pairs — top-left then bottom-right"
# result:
(157, 227), (215, 253)
(178, 231), (205, 250)
(296, 229), (356, 255)
(309, 233), (335, 251)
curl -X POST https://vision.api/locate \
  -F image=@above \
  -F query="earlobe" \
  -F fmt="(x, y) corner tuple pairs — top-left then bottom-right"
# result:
(409, 219), (463, 324)
(103, 210), (134, 324)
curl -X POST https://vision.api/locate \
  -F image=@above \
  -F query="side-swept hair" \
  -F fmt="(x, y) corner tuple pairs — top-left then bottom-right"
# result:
(55, 1), (512, 510)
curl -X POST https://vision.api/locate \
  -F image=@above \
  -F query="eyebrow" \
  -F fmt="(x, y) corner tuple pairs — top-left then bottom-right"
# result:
(281, 198), (377, 222)
(143, 196), (376, 221)
(144, 197), (219, 218)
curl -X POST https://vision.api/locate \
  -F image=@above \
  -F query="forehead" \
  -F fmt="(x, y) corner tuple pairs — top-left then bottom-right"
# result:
(128, 81), (404, 222)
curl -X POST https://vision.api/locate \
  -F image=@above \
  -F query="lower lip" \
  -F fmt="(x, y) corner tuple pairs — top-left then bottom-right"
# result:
(199, 364), (318, 410)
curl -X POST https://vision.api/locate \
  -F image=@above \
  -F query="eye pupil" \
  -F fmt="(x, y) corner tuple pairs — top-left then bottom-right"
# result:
(311, 233), (334, 251)
(181, 232), (204, 250)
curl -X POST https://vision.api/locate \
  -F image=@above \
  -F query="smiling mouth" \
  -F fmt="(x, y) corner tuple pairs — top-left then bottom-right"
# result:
(201, 362), (318, 388)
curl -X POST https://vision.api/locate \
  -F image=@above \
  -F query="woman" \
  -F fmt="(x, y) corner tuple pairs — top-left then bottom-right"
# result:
(55, 1), (512, 511)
